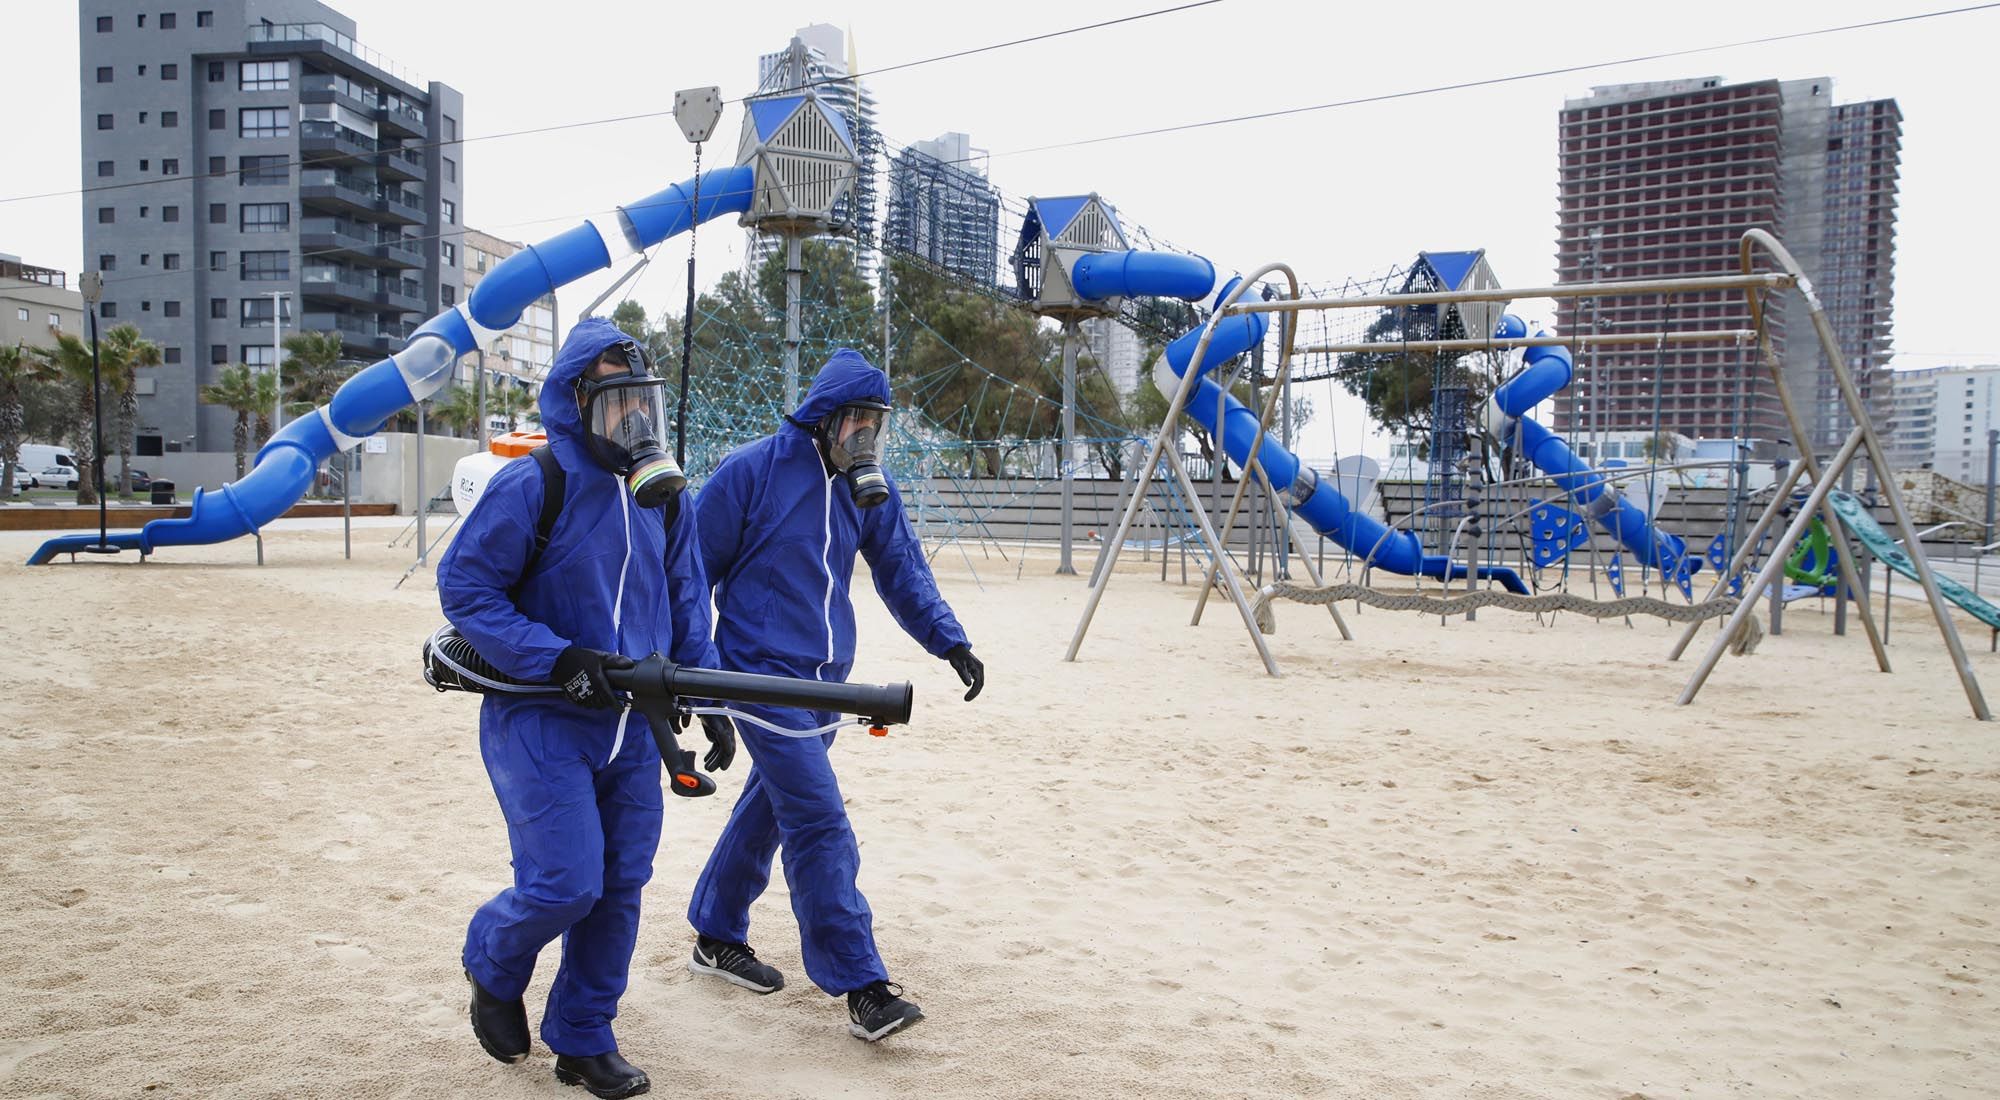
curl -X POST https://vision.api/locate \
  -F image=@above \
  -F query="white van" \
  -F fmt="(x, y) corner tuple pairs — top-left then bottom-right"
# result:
(13, 444), (77, 488)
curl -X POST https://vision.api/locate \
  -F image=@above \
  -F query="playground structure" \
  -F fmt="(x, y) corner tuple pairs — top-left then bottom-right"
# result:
(1065, 229), (1993, 721)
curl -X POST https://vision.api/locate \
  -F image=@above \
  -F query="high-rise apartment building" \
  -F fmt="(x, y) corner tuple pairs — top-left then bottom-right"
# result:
(1886, 365), (1942, 471)
(884, 132), (1000, 288)
(1885, 364), (2000, 481)
(1553, 77), (1900, 454)
(462, 228), (555, 385)
(753, 24), (879, 281)
(80, 1), (463, 456)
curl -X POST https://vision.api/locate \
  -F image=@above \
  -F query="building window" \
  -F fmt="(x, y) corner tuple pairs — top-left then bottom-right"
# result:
(97, 160), (114, 177)
(162, 63), (178, 80)
(162, 111), (178, 128)
(208, 250), (225, 271)
(97, 113), (113, 130)
(210, 345), (227, 364)
(442, 285), (456, 307)
(49, 313), (62, 330)
(208, 203), (226, 224)
(444, 157), (456, 183)
(137, 15), (145, 27)
(99, 255), (116, 271)
(240, 299), (291, 328)
(98, 207), (115, 224)
(96, 15), (112, 31)
(97, 66), (113, 83)
(240, 202), (290, 232)
(164, 253), (182, 270)
(240, 251), (290, 281)
(442, 199), (456, 225)
(162, 205), (179, 223)
(444, 116), (459, 142)
(239, 108), (288, 139)
(164, 301), (182, 318)
(207, 156), (224, 175)
(162, 158), (179, 175)
(211, 298), (228, 319)
(207, 60), (224, 81)
(13, 308), (25, 322)
(141, 253), (151, 266)
(101, 303), (117, 319)
(240, 61), (290, 92)
(139, 159), (149, 172)
(441, 242), (456, 265)
(139, 206), (149, 218)
(141, 301), (151, 313)
(197, 10), (213, 27)
(139, 111), (147, 123)
(243, 346), (275, 368)
(163, 347), (181, 365)
(208, 108), (225, 130)
(160, 12), (177, 29)
(238, 155), (287, 184)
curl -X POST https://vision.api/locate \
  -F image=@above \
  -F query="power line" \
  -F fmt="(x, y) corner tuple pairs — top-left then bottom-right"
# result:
(989, 3), (2000, 158)
(0, 1), (1226, 207)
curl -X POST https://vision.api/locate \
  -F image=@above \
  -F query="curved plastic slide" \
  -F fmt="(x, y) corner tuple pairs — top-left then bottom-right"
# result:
(29, 168), (757, 565)
(1150, 285), (1529, 594)
(1481, 314), (1697, 592)
(1069, 250), (1216, 303)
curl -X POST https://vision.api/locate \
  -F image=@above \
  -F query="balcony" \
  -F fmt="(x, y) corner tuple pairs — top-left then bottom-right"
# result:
(299, 120), (375, 165)
(375, 143), (425, 182)
(378, 98), (425, 139)
(299, 169), (423, 226)
(375, 278), (424, 314)
(300, 312), (415, 357)
(300, 217), (420, 270)
(247, 22), (426, 89)
(300, 263), (376, 308)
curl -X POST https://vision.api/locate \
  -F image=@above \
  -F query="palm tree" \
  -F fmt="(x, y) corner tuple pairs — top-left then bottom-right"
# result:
(36, 332), (100, 505)
(102, 324), (161, 500)
(430, 383), (482, 437)
(282, 331), (352, 416)
(200, 365), (262, 479)
(0, 343), (51, 498)
(251, 370), (279, 452)
(491, 383), (538, 432)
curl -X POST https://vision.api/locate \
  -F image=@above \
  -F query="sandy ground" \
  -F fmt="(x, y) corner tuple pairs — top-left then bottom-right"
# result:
(0, 523), (1995, 1099)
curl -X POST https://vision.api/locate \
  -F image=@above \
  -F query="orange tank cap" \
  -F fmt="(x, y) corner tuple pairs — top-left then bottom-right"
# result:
(490, 430), (547, 458)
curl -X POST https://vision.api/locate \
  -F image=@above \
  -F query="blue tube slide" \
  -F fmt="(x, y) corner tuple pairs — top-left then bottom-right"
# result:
(1069, 250), (1216, 302)
(29, 167), (757, 565)
(1154, 294), (1528, 594)
(1483, 314), (1691, 576)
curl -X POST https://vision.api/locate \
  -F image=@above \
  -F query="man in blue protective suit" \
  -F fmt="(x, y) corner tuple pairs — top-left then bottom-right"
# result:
(682, 347), (984, 1043)
(437, 317), (730, 1099)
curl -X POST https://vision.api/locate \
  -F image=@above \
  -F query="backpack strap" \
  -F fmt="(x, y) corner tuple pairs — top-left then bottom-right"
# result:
(516, 445), (564, 590)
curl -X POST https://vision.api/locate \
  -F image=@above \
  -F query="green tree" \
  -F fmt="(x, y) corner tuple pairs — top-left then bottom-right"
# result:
(280, 330), (353, 415)
(251, 369), (279, 452)
(199, 365), (262, 479)
(490, 382), (537, 431)
(0, 343), (53, 497)
(429, 383), (482, 436)
(102, 324), (161, 499)
(34, 332), (102, 504)
(888, 257), (1055, 475)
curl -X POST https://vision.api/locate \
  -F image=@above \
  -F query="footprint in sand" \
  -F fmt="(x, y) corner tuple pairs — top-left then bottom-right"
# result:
(321, 841), (362, 862)
(311, 935), (373, 966)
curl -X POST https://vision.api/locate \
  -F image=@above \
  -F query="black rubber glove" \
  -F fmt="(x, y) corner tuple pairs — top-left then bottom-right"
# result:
(551, 646), (632, 710)
(944, 644), (984, 702)
(700, 713), (737, 772)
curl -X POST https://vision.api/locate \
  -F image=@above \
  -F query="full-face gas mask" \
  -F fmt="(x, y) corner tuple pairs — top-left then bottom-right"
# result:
(818, 401), (891, 509)
(574, 340), (686, 508)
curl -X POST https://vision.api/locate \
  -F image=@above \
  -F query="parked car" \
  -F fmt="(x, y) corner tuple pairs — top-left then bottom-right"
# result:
(39, 465), (80, 490)
(8, 466), (32, 495)
(121, 468), (152, 492)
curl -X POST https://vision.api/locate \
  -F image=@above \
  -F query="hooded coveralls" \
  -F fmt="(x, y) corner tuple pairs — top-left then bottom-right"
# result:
(437, 318), (718, 1056)
(687, 348), (968, 997)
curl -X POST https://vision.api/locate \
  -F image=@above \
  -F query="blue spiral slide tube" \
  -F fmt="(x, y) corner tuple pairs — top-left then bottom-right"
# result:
(30, 169), (756, 565)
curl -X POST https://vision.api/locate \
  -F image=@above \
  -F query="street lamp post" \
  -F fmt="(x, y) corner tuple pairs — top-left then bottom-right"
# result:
(75, 271), (121, 556)
(268, 290), (289, 432)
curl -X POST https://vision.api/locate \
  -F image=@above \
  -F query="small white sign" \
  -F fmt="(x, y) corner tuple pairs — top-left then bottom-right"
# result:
(364, 436), (388, 454)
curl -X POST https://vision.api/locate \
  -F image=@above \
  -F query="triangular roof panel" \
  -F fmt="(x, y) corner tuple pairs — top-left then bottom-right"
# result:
(749, 97), (802, 142)
(1420, 250), (1484, 292)
(815, 100), (855, 152)
(1032, 195), (1092, 241)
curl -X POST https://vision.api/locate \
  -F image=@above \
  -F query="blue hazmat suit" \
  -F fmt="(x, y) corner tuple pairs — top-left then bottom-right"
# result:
(437, 318), (718, 1057)
(687, 348), (968, 996)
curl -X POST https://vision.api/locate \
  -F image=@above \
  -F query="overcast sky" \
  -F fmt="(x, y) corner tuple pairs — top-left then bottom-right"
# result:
(5, 0), (1996, 460)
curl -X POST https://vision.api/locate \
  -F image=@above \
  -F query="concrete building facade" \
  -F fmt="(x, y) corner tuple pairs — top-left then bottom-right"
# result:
(79, 0), (463, 456)
(1552, 77), (1899, 455)
(884, 132), (1000, 288)
(1887, 364), (2000, 483)
(0, 257), (86, 353)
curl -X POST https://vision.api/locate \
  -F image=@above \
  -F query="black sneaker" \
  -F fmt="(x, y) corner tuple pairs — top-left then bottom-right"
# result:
(688, 934), (785, 994)
(846, 980), (924, 1042)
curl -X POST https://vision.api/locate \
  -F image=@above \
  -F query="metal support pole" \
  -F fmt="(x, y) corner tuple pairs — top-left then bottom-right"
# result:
(343, 448), (353, 560)
(416, 400), (427, 565)
(1983, 429), (1996, 596)
(1058, 320), (1078, 575)
(474, 347), (488, 449)
(783, 234), (803, 411)
(88, 304), (109, 546)
(269, 290), (286, 433)
(1666, 454), (1810, 660)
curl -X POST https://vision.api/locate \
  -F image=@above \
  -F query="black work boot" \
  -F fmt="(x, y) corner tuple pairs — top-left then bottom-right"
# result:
(465, 968), (530, 1064)
(553, 1051), (651, 1098)
(688, 933), (786, 994)
(846, 980), (924, 1041)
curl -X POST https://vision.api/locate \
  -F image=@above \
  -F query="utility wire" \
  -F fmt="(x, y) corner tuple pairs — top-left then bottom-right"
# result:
(0, 0), (1226, 206)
